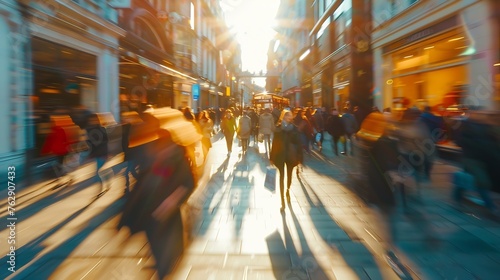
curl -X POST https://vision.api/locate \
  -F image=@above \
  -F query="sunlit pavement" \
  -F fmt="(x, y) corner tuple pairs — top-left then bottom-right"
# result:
(1, 133), (500, 279)
(173, 133), (500, 280)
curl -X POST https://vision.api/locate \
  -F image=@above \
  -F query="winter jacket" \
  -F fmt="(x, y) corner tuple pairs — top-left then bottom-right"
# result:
(270, 123), (303, 167)
(259, 112), (275, 135)
(342, 113), (359, 135)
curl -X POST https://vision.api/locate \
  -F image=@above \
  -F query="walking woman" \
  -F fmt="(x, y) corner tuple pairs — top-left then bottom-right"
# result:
(198, 110), (214, 159)
(221, 109), (237, 156)
(270, 109), (303, 211)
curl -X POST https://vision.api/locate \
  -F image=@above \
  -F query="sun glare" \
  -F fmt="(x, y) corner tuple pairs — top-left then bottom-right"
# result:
(221, 0), (280, 74)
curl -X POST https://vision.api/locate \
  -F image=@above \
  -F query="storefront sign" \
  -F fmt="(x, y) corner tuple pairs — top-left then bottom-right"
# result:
(192, 84), (200, 101)
(383, 15), (458, 54)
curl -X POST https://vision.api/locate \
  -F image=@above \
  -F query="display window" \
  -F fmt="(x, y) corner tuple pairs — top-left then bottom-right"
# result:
(32, 37), (97, 111)
(386, 29), (470, 112)
(31, 37), (98, 157)
(333, 67), (350, 110)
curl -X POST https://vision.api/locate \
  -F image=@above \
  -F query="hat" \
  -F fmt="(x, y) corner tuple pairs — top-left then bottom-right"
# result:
(142, 107), (202, 147)
(122, 111), (159, 148)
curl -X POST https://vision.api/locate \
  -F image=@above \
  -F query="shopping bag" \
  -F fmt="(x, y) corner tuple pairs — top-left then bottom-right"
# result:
(452, 170), (475, 190)
(315, 132), (321, 144)
(264, 167), (277, 193)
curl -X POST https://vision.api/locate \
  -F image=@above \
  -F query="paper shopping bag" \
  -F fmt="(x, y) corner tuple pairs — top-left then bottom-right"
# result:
(264, 167), (277, 193)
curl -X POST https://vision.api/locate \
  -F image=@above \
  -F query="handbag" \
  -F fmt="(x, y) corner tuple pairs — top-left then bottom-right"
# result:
(258, 133), (264, 143)
(315, 132), (321, 143)
(264, 167), (277, 193)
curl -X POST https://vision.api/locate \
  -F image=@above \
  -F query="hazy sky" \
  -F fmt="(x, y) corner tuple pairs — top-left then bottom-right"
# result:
(220, 0), (281, 74)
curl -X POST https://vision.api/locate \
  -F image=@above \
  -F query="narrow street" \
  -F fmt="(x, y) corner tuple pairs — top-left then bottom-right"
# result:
(1, 133), (500, 279)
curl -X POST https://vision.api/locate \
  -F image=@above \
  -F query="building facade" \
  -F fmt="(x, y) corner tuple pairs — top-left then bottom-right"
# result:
(372, 0), (500, 112)
(275, 0), (315, 108)
(0, 0), (30, 175)
(308, 0), (374, 114)
(0, 0), (238, 177)
(0, 0), (124, 175)
(275, 0), (374, 115)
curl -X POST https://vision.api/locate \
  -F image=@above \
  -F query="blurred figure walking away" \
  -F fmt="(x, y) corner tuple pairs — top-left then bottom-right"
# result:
(341, 107), (359, 156)
(237, 111), (252, 154)
(198, 110), (214, 159)
(85, 114), (109, 194)
(312, 107), (327, 151)
(326, 108), (346, 156)
(270, 110), (303, 212)
(293, 108), (314, 153)
(221, 109), (237, 156)
(248, 108), (259, 145)
(416, 106), (445, 180)
(454, 111), (500, 216)
(118, 130), (196, 278)
(259, 108), (275, 157)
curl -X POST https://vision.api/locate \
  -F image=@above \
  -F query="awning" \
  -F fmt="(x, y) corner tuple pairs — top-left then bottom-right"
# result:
(283, 86), (301, 96)
(137, 56), (197, 82)
(121, 51), (197, 82)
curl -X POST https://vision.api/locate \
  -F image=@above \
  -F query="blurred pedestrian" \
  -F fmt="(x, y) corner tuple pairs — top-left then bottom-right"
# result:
(326, 108), (346, 156)
(259, 107), (275, 157)
(312, 107), (326, 151)
(293, 108), (314, 153)
(237, 111), (252, 154)
(198, 110), (214, 159)
(248, 108), (259, 145)
(270, 109), (303, 212)
(85, 114), (109, 193)
(341, 107), (358, 156)
(455, 113), (500, 215)
(182, 107), (195, 121)
(417, 106), (445, 179)
(221, 109), (237, 156)
(118, 131), (196, 278)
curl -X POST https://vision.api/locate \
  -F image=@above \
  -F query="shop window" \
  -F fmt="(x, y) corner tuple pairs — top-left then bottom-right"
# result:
(391, 31), (470, 76)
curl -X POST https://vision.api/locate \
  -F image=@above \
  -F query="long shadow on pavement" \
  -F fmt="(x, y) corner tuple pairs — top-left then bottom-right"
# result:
(296, 172), (385, 280)
(0, 175), (100, 223)
(229, 155), (255, 236)
(1, 196), (125, 279)
(195, 157), (231, 236)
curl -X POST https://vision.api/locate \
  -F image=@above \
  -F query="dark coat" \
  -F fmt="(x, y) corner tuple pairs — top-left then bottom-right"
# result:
(86, 124), (108, 159)
(456, 119), (500, 190)
(119, 142), (195, 233)
(118, 142), (195, 278)
(270, 124), (303, 167)
(326, 115), (346, 138)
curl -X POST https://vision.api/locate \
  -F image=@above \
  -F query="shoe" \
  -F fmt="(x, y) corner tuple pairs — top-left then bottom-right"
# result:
(341, 151), (346, 155)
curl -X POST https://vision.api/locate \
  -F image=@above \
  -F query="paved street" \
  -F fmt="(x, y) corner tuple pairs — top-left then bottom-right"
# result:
(1, 133), (500, 279)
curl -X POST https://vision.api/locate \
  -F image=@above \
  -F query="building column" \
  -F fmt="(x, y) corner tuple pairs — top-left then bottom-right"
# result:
(98, 49), (120, 120)
(459, 1), (499, 110)
(0, 5), (31, 179)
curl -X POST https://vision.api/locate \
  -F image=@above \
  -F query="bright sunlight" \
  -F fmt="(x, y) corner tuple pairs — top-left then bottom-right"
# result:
(220, 0), (281, 74)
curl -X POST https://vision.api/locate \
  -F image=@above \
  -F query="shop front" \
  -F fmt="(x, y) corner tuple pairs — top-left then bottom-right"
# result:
(333, 66), (351, 110)
(119, 55), (179, 113)
(33, 37), (99, 112)
(383, 22), (470, 114)
(380, 9), (500, 113)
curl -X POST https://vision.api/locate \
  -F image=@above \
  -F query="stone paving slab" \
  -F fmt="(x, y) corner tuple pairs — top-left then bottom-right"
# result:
(4, 133), (500, 279)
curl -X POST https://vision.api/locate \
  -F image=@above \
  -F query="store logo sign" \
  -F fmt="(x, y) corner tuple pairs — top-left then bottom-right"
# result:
(192, 84), (200, 101)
